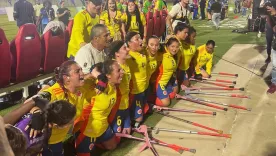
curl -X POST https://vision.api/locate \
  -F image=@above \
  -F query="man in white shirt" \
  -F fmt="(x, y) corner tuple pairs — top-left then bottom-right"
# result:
(75, 24), (112, 78)
(166, 0), (190, 34)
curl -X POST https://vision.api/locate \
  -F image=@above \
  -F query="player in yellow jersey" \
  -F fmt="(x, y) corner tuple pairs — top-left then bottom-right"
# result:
(121, 0), (147, 41)
(173, 23), (190, 87)
(125, 32), (148, 125)
(186, 27), (197, 77)
(194, 40), (215, 80)
(155, 37), (180, 106)
(107, 41), (132, 135)
(67, 0), (102, 59)
(75, 60), (124, 155)
(10, 60), (97, 156)
(145, 36), (159, 104)
(100, 0), (123, 40)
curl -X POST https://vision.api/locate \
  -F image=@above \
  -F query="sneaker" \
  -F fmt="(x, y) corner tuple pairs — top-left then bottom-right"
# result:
(265, 56), (271, 63)
(257, 32), (261, 38)
(267, 84), (276, 94)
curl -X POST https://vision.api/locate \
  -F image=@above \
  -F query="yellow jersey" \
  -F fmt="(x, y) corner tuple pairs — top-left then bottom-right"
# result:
(100, 10), (122, 38)
(194, 44), (213, 75)
(118, 63), (131, 110)
(121, 13), (146, 33)
(41, 82), (93, 144)
(126, 50), (148, 94)
(83, 83), (117, 138)
(146, 51), (158, 84)
(157, 48), (178, 86)
(178, 42), (197, 71)
(67, 10), (99, 58)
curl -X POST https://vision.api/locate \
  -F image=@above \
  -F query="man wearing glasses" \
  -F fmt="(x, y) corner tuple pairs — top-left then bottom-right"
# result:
(67, 0), (102, 59)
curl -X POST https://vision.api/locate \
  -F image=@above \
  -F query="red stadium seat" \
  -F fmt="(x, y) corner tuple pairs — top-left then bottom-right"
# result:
(159, 10), (167, 38)
(146, 12), (154, 39)
(67, 19), (74, 38)
(10, 24), (42, 83)
(0, 28), (12, 87)
(153, 11), (161, 37)
(41, 29), (66, 73)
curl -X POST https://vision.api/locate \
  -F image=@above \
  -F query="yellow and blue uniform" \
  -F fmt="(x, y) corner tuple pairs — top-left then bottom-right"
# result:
(76, 83), (117, 153)
(40, 82), (93, 155)
(177, 41), (197, 81)
(67, 10), (99, 58)
(111, 63), (131, 133)
(100, 10), (122, 38)
(146, 52), (158, 84)
(121, 13), (146, 33)
(156, 48), (178, 99)
(126, 50), (147, 120)
(194, 44), (213, 75)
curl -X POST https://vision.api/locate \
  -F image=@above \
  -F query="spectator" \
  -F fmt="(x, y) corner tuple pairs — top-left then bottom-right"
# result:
(211, 0), (221, 29)
(143, 0), (153, 14)
(166, 0), (190, 34)
(56, 1), (71, 26)
(67, 0), (102, 59)
(266, 6), (276, 93)
(33, 0), (43, 23)
(100, 0), (123, 41)
(37, 1), (55, 33)
(74, 24), (112, 76)
(13, 0), (35, 28)
(193, 0), (199, 19)
(207, 0), (215, 20)
(241, 0), (248, 17)
(200, 0), (206, 20)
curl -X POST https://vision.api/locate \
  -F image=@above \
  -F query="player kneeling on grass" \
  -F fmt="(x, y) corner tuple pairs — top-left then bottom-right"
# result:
(75, 60), (124, 155)
(107, 41), (132, 134)
(125, 32), (148, 126)
(154, 37), (180, 107)
(194, 40), (215, 80)
(4, 99), (76, 156)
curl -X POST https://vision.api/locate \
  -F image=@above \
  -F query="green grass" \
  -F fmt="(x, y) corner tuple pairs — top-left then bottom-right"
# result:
(0, 5), (266, 156)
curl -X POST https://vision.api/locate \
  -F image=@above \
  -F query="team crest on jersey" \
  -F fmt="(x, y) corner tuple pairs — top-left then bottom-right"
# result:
(117, 127), (122, 133)
(110, 98), (115, 105)
(141, 63), (146, 68)
(163, 91), (167, 95)
(137, 109), (142, 115)
(89, 143), (94, 150)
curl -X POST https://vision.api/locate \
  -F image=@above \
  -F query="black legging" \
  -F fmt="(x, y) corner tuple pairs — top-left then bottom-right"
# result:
(200, 7), (205, 19)
(266, 23), (275, 57)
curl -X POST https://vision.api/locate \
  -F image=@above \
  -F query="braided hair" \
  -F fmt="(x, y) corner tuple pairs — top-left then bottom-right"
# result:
(54, 60), (76, 101)
(42, 100), (76, 147)
(126, 1), (144, 37)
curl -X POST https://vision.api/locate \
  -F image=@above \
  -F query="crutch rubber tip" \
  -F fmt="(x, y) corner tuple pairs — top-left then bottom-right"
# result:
(247, 108), (252, 111)
(213, 112), (217, 116)
(223, 108), (228, 111)
(235, 74), (238, 77)
(218, 130), (223, 134)
(178, 149), (184, 154)
(189, 149), (196, 153)
(233, 81), (237, 84)
(239, 88), (245, 91)
(229, 86), (234, 88)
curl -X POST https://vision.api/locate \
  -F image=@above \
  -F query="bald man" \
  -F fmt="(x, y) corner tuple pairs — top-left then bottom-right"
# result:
(74, 24), (112, 78)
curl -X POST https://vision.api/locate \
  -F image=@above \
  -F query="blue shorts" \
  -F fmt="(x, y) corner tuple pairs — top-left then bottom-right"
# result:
(42, 142), (63, 156)
(130, 91), (146, 120)
(75, 126), (115, 153)
(156, 78), (178, 100)
(111, 109), (131, 133)
(178, 69), (189, 81)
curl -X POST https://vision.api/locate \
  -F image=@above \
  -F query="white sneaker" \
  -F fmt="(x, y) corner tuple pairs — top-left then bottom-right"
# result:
(257, 32), (261, 38)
